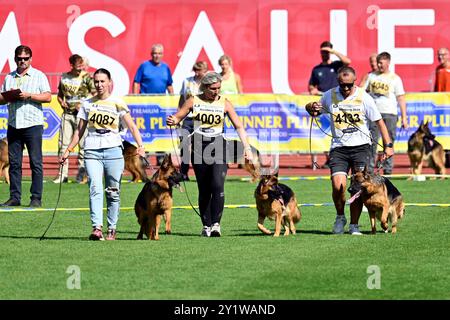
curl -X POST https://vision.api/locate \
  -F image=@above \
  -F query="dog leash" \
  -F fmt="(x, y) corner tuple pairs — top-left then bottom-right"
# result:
(40, 112), (70, 240)
(169, 125), (201, 218)
(311, 108), (385, 151)
(309, 116), (321, 169)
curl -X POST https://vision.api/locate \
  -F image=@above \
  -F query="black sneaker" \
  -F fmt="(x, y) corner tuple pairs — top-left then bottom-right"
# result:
(1, 199), (21, 206)
(29, 199), (42, 208)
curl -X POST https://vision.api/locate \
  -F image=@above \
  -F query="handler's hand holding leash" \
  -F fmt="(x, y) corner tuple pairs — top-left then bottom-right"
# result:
(305, 101), (322, 117)
(381, 143), (394, 162)
(166, 115), (179, 127)
(59, 147), (72, 165)
(244, 146), (254, 162)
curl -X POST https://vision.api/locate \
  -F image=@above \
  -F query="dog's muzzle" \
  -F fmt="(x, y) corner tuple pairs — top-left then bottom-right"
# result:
(168, 171), (185, 187)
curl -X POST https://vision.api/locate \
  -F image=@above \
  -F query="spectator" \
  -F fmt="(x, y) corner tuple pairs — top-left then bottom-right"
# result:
(434, 47), (450, 92)
(178, 61), (209, 180)
(359, 53), (378, 86)
(363, 52), (408, 175)
(133, 43), (173, 165)
(133, 43), (174, 94)
(54, 54), (95, 184)
(308, 41), (351, 95)
(60, 68), (145, 241)
(218, 55), (243, 94)
(305, 66), (393, 235)
(166, 72), (253, 237)
(0, 45), (51, 207)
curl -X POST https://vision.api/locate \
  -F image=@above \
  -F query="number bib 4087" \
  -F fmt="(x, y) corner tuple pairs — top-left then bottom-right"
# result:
(87, 110), (119, 130)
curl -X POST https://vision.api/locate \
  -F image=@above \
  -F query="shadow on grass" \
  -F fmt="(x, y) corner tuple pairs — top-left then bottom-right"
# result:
(0, 234), (87, 240)
(235, 229), (334, 236)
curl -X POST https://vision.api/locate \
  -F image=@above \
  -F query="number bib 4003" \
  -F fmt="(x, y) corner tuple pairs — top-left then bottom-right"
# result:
(192, 96), (225, 136)
(87, 110), (119, 130)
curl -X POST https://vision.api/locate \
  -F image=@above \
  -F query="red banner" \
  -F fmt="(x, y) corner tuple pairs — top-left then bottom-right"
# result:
(1, 0), (448, 96)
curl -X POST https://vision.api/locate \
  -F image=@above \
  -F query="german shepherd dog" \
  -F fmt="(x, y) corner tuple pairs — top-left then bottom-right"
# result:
(349, 168), (405, 234)
(122, 140), (150, 183)
(0, 138), (9, 184)
(407, 121), (446, 178)
(254, 174), (301, 237)
(227, 139), (261, 182)
(134, 154), (184, 240)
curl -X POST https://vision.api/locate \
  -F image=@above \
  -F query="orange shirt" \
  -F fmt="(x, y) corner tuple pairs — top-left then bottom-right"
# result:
(434, 65), (450, 92)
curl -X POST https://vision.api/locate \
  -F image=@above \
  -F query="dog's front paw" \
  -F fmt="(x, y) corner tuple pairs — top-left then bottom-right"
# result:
(165, 229), (172, 235)
(257, 223), (272, 235)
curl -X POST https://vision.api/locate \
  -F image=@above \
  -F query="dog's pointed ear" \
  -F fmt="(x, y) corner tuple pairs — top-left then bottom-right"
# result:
(160, 154), (170, 168)
(363, 165), (368, 175)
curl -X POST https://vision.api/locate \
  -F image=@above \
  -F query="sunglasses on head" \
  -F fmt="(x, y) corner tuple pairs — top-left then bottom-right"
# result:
(339, 82), (354, 90)
(16, 56), (31, 61)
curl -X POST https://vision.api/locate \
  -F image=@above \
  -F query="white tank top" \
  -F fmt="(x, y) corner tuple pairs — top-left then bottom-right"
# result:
(192, 95), (226, 137)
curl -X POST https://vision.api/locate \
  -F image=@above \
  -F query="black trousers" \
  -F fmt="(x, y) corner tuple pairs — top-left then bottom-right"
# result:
(7, 125), (43, 202)
(191, 134), (228, 227)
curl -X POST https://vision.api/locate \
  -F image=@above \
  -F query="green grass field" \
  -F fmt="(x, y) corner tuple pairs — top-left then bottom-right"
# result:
(0, 176), (449, 300)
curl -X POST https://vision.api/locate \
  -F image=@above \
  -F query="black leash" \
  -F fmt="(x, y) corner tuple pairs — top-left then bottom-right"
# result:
(39, 162), (64, 240)
(312, 107), (385, 151)
(169, 125), (201, 218)
(40, 111), (70, 241)
(309, 116), (320, 169)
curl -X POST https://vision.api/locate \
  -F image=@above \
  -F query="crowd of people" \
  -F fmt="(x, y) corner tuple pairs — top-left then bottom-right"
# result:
(1, 42), (448, 239)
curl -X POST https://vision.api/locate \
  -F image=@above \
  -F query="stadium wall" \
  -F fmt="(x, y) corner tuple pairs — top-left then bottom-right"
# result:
(0, 0), (449, 96)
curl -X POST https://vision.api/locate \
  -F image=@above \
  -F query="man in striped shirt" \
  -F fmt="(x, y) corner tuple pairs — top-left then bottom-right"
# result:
(0, 45), (51, 207)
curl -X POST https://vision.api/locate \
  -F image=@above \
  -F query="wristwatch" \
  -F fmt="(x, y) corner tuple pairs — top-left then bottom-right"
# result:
(384, 142), (393, 148)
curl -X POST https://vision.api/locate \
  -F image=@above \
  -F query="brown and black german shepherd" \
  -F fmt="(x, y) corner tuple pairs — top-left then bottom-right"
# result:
(0, 138), (9, 184)
(254, 174), (301, 237)
(122, 140), (150, 183)
(349, 168), (405, 234)
(134, 154), (184, 240)
(407, 121), (446, 178)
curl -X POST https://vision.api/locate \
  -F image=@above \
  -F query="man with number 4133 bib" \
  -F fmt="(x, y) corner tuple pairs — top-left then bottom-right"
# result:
(305, 66), (393, 236)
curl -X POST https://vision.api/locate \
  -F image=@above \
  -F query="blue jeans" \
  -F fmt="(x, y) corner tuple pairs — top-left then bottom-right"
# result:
(84, 146), (124, 230)
(7, 125), (43, 202)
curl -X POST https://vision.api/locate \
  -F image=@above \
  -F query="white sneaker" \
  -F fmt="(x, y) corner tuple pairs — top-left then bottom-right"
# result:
(349, 224), (363, 235)
(210, 223), (221, 237)
(201, 226), (211, 237)
(332, 215), (347, 234)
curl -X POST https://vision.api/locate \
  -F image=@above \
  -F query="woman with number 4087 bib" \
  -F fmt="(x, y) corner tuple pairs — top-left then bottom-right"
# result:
(166, 72), (254, 238)
(60, 68), (145, 241)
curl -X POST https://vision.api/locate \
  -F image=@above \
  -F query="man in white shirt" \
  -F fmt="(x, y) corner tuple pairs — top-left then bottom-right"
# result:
(306, 66), (393, 235)
(0, 45), (51, 207)
(363, 51), (408, 174)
